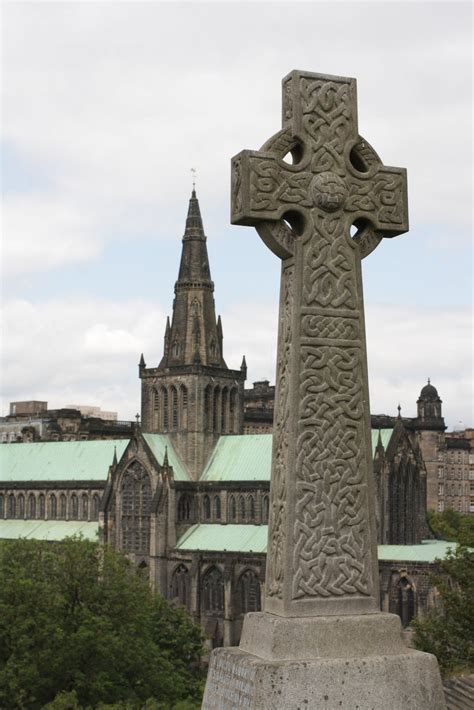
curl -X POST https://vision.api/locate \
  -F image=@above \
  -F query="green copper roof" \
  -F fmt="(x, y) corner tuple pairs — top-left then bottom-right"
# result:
(201, 430), (394, 482)
(371, 428), (393, 453)
(201, 435), (273, 481)
(176, 524), (268, 553)
(0, 520), (99, 541)
(0, 440), (128, 482)
(142, 434), (188, 481)
(176, 525), (456, 563)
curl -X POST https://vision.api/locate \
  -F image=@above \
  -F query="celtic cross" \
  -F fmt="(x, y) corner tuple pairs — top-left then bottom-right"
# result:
(231, 70), (408, 617)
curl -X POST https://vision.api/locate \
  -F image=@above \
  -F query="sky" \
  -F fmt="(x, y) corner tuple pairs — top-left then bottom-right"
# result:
(1, 0), (472, 430)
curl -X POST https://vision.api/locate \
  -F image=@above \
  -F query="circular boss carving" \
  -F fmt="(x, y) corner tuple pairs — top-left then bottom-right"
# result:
(311, 171), (347, 212)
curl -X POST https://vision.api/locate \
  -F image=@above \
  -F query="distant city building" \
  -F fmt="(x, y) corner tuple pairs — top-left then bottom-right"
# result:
(1, 401), (132, 443)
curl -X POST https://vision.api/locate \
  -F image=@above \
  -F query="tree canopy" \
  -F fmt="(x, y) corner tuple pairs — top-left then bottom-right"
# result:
(0, 537), (204, 709)
(412, 544), (474, 676)
(427, 508), (474, 546)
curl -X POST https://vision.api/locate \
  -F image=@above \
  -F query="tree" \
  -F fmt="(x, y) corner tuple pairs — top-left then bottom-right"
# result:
(412, 545), (474, 675)
(0, 537), (204, 709)
(427, 508), (474, 546)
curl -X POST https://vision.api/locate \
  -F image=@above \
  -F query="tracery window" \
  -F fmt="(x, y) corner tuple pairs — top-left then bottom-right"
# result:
(262, 495), (270, 524)
(39, 494), (45, 518)
(171, 387), (178, 429)
(178, 494), (192, 521)
(81, 494), (89, 521)
(92, 494), (100, 520)
(229, 495), (237, 521)
(171, 564), (190, 606)
(202, 494), (211, 520)
(236, 570), (261, 615)
(202, 566), (224, 613)
(49, 494), (57, 519)
(28, 494), (36, 519)
(59, 494), (67, 519)
(240, 495), (246, 520)
(70, 494), (79, 520)
(214, 495), (221, 520)
(162, 388), (169, 430)
(121, 462), (152, 555)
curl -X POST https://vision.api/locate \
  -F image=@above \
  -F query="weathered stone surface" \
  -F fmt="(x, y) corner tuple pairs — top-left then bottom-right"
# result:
(238, 611), (407, 660)
(202, 647), (446, 710)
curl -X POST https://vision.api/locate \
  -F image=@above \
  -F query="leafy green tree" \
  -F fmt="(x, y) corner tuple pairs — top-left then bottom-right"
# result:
(427, 508), (474, 546)
(0, 537), (204, 709)
(412, 545), (474, 675)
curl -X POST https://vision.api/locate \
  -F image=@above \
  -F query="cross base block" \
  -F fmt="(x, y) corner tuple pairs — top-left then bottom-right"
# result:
(202, 613), (446, 709)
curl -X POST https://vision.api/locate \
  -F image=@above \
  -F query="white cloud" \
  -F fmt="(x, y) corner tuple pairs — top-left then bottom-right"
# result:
(0, 296), (471, 429)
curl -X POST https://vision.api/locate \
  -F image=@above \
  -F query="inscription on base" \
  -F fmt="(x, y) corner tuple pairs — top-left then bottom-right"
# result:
(202, 651), (256, 709)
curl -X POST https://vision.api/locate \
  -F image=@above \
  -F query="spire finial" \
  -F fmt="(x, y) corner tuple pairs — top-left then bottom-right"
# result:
(427, 377), (430, 385)
(191, 167), (197, 194)
(397, 403), (402, 418)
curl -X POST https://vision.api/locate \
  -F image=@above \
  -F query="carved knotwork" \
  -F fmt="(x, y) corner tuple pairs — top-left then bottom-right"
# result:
(232, 71), (408, 613)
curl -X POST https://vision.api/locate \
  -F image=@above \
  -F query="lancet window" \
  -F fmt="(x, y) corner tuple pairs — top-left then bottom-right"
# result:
(17, 494), (25, 518)
(262, 495), (270, 524)
(28, 494), (36, 519)
(162, 388), (169, 430)
(236, 570), (261, 615)
(249, 495), (255, 521)
(49, 494), (57, 519)
(204, 386), (212, 431)
(239, 495), (246, 520)
(0, 494), (3, 518)
(214, 495), (221, 520)
(178, 494), (192, 521)
(171, 387), (178, 429)
(70, 494), (78, 520)
(203, 495), (211, 520)
(92, 494), (100, 520)
(221, 387), (228, 431)
(81, 494), (89, 521)
(59, 494), (67, 519)
(212, 387), (220, 431)
(8, 494), (15, 518)
(229, 495), (237, 521)
(39, 494), (45, 518)
(171, 564), (190, 607)
(121, 462), (152, 555)
(202, 566), (224, 613)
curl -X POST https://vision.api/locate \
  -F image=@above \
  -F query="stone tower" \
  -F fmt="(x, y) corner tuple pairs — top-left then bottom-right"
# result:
(140, 190), (246, 479)
(414, 380), (446, 511)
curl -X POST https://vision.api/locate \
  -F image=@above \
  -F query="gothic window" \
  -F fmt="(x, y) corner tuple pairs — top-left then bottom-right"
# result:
(240, 495), (246, 520)
(49, 494), (57, 519)
(81, 494), (89, 521)
(213, 387), (220, 431)
(202, 566), (224, 613)
(17, 494), (24, 519)
(153, 389), (159, 411)
(0, 494), (3, 518)
(178, 494), (192, 521)
(39, 494), (45, 518)
(7, 494), (16, 518)
(171, 564), (190, 607)
(92, 494), (100, 520)
(248, 495), (255, 521)
(262, 495), (269, 524)
(191, 298), (201, 315)
(229, 388), (237, 432)
(236, 570), (261, 615)
(59, 494), (67, 519)
(121, 462), (152, 555)
(28, 494), (36, 519)
(162, 388), (169, 430)
(204, 385), (212, 431)
(221, 388), (228, 432)
(214, 495), (221, 520)
(181, 386), (188, 427)
(70, 494), (79, 520)
(202, 494), (211, 520)
(172, 340), (180, 358)
(229, 495), (237, 521)
(210, 338), (217, 358)
(171, 387), (178, 430)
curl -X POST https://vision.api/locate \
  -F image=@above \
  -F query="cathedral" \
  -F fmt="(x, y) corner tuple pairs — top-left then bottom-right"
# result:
(0, 191), (467, 647)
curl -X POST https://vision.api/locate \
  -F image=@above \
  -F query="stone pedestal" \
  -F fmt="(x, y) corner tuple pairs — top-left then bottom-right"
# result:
(202, 612), (446, 709)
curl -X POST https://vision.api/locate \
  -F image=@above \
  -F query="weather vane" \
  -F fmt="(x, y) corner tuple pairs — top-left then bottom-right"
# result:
(191, 167), (197, 190)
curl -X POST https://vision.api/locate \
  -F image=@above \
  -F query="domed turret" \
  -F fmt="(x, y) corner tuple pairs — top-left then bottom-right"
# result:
(416, 378), (443, 424)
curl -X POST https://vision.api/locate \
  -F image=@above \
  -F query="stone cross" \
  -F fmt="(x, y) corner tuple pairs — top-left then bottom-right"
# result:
(231, 70), (408, 618)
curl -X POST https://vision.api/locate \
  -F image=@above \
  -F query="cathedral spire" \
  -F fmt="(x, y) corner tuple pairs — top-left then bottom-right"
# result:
(159, 190), (226, 368)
